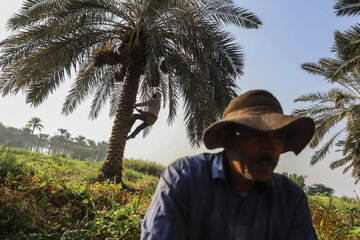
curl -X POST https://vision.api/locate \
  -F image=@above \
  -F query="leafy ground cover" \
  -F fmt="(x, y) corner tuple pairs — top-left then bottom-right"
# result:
(309, 196), (360, 239)
(0, 145), (359, 239)
(0, 146), (163, 239)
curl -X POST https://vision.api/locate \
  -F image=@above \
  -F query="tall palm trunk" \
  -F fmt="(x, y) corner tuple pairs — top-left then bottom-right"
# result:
(100, 64), (143, 183)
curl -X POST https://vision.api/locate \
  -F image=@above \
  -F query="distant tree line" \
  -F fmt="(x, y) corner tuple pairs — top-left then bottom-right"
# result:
(0, 118), (107, 162)
(283, 172), (335, 197)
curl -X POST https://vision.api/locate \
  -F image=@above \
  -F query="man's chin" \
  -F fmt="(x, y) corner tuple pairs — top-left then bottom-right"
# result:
(251, 173), (273, 182)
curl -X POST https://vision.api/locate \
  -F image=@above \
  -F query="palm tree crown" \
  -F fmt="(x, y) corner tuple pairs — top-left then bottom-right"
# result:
(0, 0), (262, 182)
(324, 0), (360, 79)
(25, 117), (43, 134)
(295, 57), (360, 183)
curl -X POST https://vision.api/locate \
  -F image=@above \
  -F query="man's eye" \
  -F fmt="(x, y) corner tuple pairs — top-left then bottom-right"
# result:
(251, 132), (264, 138)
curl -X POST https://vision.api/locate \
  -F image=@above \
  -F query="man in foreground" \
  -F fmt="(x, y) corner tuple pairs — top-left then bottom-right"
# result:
(141, 90), (318, 240)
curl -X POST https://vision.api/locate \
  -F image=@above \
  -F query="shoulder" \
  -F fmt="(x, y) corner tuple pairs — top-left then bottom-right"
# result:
(168, 152), (218, 172)
(271, 173), (306, 198)
(164, 152), (220, 179)
(159, 152), (219, 195)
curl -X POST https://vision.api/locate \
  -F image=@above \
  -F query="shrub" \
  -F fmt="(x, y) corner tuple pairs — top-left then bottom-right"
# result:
(0, 146), (32, 180)
(123, 158), (164, 177)
(309, 197), (360, 239)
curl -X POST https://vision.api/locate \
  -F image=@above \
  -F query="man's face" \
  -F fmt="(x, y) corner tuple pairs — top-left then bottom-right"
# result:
(225, 128), (285, 182)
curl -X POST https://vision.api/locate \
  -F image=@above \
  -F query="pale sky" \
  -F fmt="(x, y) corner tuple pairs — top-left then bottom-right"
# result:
(0, 1), (358, 197)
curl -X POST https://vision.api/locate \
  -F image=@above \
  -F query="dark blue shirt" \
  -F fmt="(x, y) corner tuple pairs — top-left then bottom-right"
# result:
(141, 152), (318, 240)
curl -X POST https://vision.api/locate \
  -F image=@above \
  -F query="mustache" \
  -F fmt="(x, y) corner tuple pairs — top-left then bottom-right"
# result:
(254, 154), (276, 165)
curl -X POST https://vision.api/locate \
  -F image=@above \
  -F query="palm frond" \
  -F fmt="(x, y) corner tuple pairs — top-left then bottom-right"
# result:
(293, 104), (338, 117)
(310, 112), (345, 147)
(350, 163), (360, 183)
(166, 74), (179, 125)
(62, 61), (99, 115)
(294, 92), (333, 103)
(301, 62), (328, 76)
(203, 2), (262, 28)
(212, 29), (244, 75)
(334, 0), (360, 16)
(333, 25), (360, 60)
(310, 130), (343, 165)
(89, 66), (117, 120)
(331, 54), (360, 80)
(329, 154), (353, 169)
(109, 82), (123, 118)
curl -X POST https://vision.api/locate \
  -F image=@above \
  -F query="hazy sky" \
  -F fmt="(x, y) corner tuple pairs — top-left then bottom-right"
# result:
(0, 1), (358, 197)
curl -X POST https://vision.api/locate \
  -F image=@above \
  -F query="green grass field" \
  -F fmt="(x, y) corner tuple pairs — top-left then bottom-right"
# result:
(0, 146), (359, 239)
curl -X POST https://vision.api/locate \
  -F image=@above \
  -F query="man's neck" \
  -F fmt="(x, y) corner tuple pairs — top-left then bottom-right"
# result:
(228, 168), (255, 193)
(223, 154), (255, 193)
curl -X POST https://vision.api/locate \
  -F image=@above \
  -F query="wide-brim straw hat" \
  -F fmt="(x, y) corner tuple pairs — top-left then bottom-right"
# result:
(202, 90), (315, 155)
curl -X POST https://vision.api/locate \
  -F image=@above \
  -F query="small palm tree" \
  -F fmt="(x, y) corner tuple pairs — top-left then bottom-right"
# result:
(294, 58), (360, 183)
(74, 135), (87, 147)
(25, 117), (43, 135)
(0, 0), (262, 182)
(37, 133), (49, 153)
(25, 117), (44, 151)
(56, 128), (72, 154)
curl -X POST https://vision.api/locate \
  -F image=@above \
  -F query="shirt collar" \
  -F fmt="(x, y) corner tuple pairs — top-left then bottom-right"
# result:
(211, 151), (275, 191)
(211, 151), (227, 180)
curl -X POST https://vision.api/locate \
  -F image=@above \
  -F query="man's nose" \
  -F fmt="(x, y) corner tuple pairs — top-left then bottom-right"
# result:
(261, 136), (280, 151)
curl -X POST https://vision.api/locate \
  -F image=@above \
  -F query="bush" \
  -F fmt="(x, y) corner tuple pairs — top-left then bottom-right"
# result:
(123, 168), (144, 183)
(0, 146), (32, 180)
(309, 197), (360, 239)
(123, 158), (164, 177)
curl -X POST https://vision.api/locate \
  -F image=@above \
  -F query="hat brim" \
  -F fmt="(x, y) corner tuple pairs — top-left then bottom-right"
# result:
(202, 113), (315, 155)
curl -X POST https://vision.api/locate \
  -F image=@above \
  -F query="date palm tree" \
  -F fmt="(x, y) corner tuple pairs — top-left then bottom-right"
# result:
(25, 117), (43, 135)
(56, 128), (72, 155)
(294, 57), (360, 183)
(0, 0), (262, 182)
(328, 0), (360, 79)
(37, 133), (49, 153)
(25, 117), (44, 151)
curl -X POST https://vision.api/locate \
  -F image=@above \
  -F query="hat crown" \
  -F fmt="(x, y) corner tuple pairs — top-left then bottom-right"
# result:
(223, 90), (283, 118)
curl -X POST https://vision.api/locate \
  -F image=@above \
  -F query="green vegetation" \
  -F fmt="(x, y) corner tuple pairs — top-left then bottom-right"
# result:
(307, 183), (335, 197)
(282, 172), (307, 191)
(280, 172), (360, 239)
(0, 148), (358, 239)
(309, 196), (360, 239)
(0, 121), (108, 162)
(0, 146), (164, 239)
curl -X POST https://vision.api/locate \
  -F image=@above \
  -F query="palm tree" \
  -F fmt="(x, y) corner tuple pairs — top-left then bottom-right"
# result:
(74, 135), (87, 147)
(93, 141), (108, 162)
(37, 133), (50, 153)
(325, 0), (360, 79)
(25, 117), (43, 135)
(0, 0), (262, 182)
(282, 172), (307, 191)
(25, 117), (44, 151)
(63, 132), (72, 155)
(21, 127), (32, 150)
(56, 128), (72, 154)
(294, 57), (360, 183)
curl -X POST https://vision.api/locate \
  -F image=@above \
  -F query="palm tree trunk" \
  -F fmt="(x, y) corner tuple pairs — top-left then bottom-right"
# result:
(29, 127), (35, 151)
(100, 65), (143, 183)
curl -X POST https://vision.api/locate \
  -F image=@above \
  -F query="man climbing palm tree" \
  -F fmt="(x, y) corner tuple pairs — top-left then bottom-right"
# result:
(127, 92), (161, 140)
